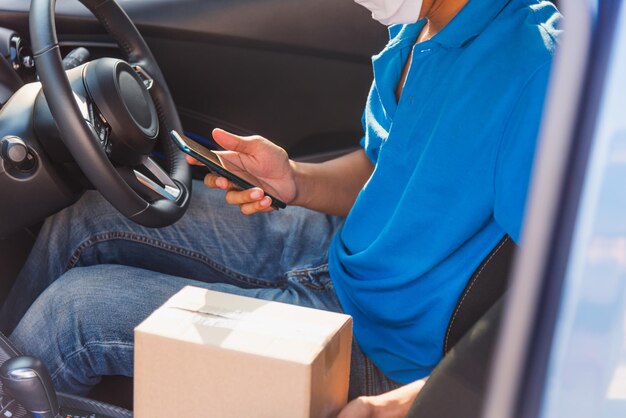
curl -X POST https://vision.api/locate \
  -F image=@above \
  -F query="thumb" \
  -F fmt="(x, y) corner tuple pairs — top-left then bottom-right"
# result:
(212, 128), (256, 154)
(212, 150), (244, 171)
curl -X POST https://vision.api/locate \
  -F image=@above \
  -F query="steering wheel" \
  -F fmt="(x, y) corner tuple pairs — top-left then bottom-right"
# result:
(29, 0), (191, 227)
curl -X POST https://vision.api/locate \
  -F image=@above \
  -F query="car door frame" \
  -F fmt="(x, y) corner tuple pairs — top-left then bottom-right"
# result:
(482, 0), (625, 417)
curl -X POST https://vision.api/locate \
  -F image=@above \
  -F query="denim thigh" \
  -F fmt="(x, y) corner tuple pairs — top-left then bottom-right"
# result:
(11, 264), (402, 398)
(0, 182), (343, 333)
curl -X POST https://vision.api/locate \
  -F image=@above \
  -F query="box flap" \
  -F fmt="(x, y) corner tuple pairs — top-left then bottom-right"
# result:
(135, 286), (352, 364)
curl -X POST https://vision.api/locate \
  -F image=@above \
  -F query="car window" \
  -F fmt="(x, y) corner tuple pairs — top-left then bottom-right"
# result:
(540, 2), (626, 416)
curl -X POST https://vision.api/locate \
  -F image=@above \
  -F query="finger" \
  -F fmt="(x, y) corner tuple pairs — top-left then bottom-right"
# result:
(259, 196), (274, 210)
(239, 198), (275, 216)
(215, 177), (233, 189)
(186, 155), (203, 166)
(212, 150), (243, 170)
(204, 174), (231, 190)
(212, 128), (260, 154)
(225, 188), (265, 206)
(211, 150), (248, 175)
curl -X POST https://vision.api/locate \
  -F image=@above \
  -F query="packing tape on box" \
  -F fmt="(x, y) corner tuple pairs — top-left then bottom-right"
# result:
(170, 306), (335, 346)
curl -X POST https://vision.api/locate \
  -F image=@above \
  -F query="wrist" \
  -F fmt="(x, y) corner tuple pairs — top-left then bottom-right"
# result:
(289, 160), (313, 208)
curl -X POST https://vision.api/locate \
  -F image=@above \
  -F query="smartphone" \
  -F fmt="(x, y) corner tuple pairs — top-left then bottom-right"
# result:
(170, 130), (287, 210)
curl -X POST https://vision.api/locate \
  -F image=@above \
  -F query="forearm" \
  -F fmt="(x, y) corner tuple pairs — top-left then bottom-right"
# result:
(367, 379), (427, 418)
(291, 149), (373, 216)
(337, 378), (428, 418)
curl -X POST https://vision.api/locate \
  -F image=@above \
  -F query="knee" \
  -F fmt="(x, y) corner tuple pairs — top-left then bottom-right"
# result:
(10, 266), (140, 356)
(11, 264), (174, 354)
(10, 266), (136, 392)
(11, 268), (106, 351)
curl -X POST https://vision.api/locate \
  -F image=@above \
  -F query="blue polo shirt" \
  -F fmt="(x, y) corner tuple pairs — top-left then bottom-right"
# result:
(328, 0), (561, 383)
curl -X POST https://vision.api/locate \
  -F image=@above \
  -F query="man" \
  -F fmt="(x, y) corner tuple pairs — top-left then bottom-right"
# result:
(1, 0), (560, 416)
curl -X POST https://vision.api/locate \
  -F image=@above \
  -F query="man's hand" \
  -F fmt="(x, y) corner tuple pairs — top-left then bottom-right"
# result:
(337, 379), (427, 418)
(189, 128), (374, 216)
(188, 128), (298, 215)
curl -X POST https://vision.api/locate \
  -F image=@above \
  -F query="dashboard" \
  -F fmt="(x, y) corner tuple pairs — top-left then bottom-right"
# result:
(0, 44), (78, 238)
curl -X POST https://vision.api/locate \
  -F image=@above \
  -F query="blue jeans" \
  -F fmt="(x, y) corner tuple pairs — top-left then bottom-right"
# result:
(1, 182), (402, 398)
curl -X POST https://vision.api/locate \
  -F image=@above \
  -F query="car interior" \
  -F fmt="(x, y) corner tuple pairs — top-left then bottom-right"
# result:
(0, 0), (582, 417)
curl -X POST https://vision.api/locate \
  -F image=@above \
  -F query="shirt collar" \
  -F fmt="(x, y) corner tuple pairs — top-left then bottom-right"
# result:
(386, 22), (425, 48)
(427, 0), (512, 49)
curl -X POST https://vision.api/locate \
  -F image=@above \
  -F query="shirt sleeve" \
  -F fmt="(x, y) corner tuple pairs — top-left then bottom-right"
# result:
(494, 62), (552, 243)
(359, 109), (367, 149)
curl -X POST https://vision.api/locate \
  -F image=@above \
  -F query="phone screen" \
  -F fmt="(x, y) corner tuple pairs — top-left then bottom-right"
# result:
(179, 135), (224, 167)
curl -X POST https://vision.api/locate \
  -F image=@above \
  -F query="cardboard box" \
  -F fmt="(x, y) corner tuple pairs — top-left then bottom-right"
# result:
(134, 286), (353, 418)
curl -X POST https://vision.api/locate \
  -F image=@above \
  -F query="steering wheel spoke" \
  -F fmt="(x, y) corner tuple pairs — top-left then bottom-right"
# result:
(133, 157), (182, 202)
(132, 65), (155, 91)
(115, 157), (182, 204)
(80, 93), (112, 155)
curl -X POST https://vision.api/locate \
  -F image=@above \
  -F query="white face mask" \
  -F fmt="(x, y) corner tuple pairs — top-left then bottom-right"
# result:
(355, 0), (424, 26)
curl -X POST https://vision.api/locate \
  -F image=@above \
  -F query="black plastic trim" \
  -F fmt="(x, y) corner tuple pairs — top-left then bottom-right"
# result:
(0, 0), (386, 63)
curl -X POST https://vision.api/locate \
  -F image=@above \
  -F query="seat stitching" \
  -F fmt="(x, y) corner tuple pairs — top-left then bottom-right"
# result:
(443, 236), (510, 353)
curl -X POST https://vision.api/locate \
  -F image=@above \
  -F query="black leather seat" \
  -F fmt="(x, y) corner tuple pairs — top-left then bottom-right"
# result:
(443, 235), (516, 353)
(407, 235), (517, 417)
(409, 299), (505, 418)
